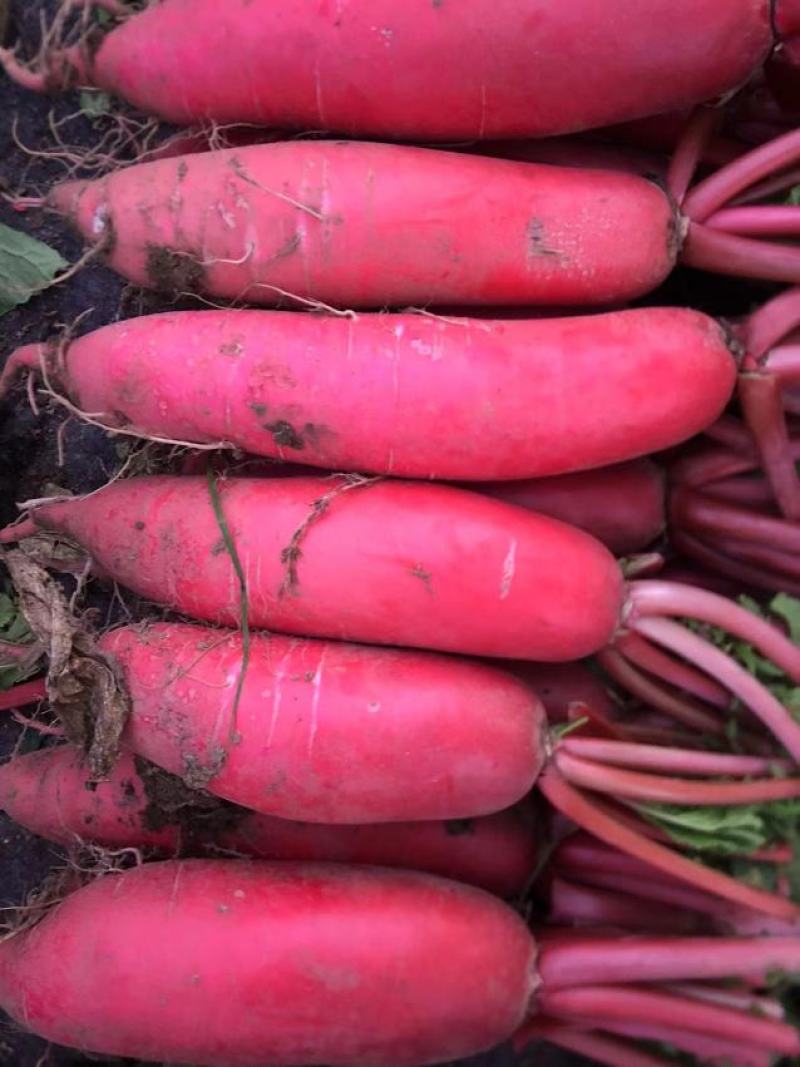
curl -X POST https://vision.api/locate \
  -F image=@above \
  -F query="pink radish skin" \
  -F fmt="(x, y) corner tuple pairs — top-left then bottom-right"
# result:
(0, 308), (735, 481)
(6, 477), (800, 764)
(510, 662), (614, 724)
(0, 860), (536, 1066)
(89, 623), (546, 823)
(45, 142), (678, 309)
(0, 476), (624, 662)
(0, 746), (538, 897)
(0, 0), (778, 140)
(479, 459), (666, 554)
(1, 860), (799, 1065)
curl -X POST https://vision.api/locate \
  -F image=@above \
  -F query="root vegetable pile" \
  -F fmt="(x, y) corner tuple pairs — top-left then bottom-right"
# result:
(1, 3), (800, 1066)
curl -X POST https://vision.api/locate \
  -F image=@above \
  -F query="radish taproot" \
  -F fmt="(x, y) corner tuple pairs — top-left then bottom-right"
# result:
(0, 1), (790, 142)
(0, 308), (735, 481)
(1, 859), (800, 1065)
(0, 746), (538, 896)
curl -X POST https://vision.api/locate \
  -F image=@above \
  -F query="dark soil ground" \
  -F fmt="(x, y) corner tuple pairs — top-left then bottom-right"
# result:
(0, 2), (781, 1065)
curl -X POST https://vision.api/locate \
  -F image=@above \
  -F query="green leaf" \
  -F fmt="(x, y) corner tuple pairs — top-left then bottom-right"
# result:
(0, 223), (67, 316)
(638, 802), (769, 856)
(787, 186), (800, 206)
(684, 594), (800, 724)
(770, 593), (800, 644)
(79, 90), (112, 117)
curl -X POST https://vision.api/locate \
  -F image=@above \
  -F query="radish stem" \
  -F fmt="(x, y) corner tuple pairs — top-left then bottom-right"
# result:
(559, 737), (789, 777)
(683, 223), (800, 284)
(538, 934), (800, 987)
(596, 648), (724, 735)
(539, 984), (800, 1054)
(706, 205), (800, 237)
(738, 371), (800, 519)
(615, 630), (729, 707)
(538, 766), (799, 920)
(628, 578), (800, 679)
(684, 128), (800, 222)
(744, 286), (800, 359)
(0, 677), (47, 711)
(554, 749), (800, 805)
(514, 1019), (675, 1067)
(630, 615), (800, 760)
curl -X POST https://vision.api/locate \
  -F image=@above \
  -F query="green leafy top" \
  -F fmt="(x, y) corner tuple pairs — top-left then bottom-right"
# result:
(638, 594), (800, 898)
(687, 593), (800, 719)
(0, 223), (67, 316)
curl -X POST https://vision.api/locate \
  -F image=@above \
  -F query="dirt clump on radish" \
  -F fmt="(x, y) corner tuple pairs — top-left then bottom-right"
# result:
(145, 244), (204, 296)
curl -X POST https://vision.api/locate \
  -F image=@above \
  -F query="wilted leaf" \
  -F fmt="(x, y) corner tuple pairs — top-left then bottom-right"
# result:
(0, 223), (67, 315)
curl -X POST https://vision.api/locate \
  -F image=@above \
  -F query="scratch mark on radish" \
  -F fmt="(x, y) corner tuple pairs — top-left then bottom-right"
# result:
(267, 655), (289, 749)
(308, 647), (328, 756)
(500, 538), (517, 600)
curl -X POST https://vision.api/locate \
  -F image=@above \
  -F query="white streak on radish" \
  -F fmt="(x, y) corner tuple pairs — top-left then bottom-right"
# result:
(308, 647), (328, 756)
(500, 539), (518, 600)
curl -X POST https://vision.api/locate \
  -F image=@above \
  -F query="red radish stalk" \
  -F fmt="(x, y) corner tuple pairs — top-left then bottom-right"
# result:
(612, 630), (730, 708)
(536, 984), (800, 1054)
(537, 934), (800, 987)
(538, 767), (797, 921)
(663, 981), (785, 1020)
(516, 1020), (680, 1067)
(0, 677), (47, 711)
(557, 738), (789, 777)
(553, 749), (800, 805)
(547, 878), (706, 935)
(566, 1019), (774, 1067)
(596, 647), (729, 736)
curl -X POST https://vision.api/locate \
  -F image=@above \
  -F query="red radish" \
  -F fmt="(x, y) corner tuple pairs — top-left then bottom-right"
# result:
(44, 142), (678, 308)
(32, 131), (800, 312)
(1, 859), (799, 1065)
(0, 308), (736, 481)
(93, 622), (546, 823)
(6, 615), (795, 919)
(4, 476), (800, 921)
(2, 475), (798, 756)
(0, 745), (538, 896)
(479, 459), (665, 554)
(0, 0), (788, 141)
